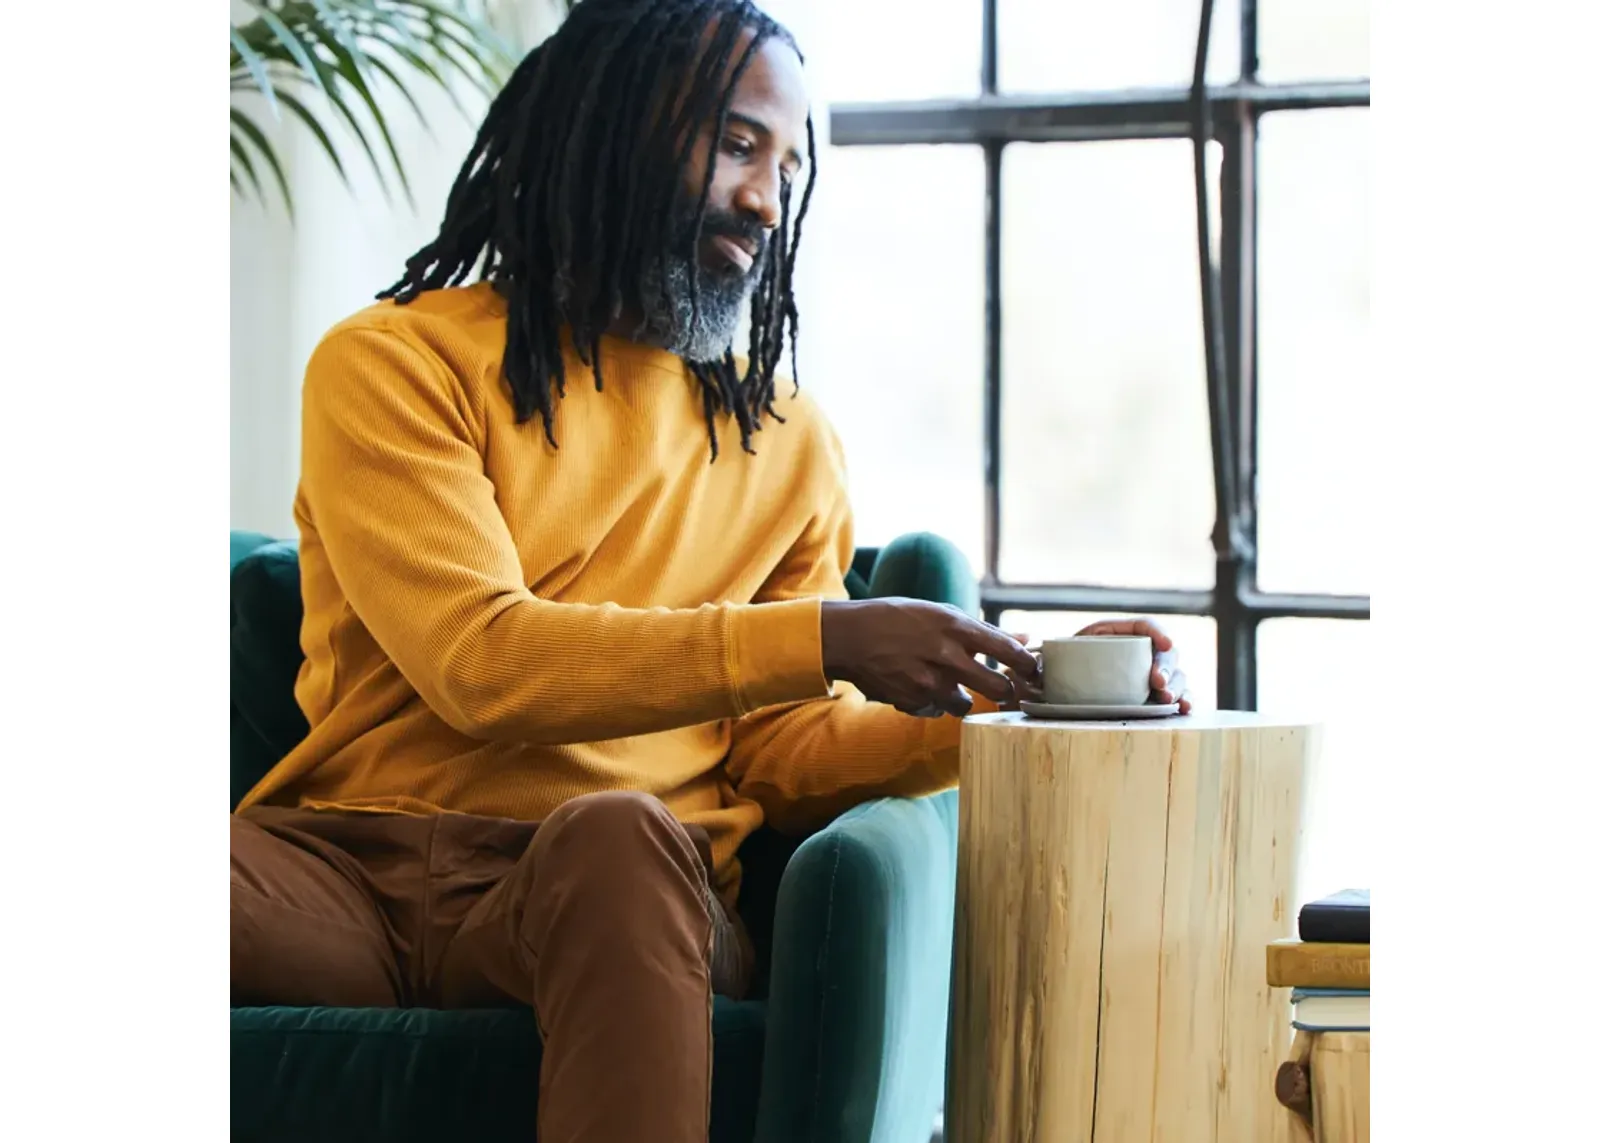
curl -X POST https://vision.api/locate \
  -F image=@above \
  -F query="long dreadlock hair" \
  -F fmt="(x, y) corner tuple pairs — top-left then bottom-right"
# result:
(378, 0), (818, 461)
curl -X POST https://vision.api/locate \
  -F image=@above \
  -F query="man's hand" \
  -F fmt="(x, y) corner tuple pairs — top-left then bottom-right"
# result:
(994, 631), (1044, 710)
(1073, 617), (1193, 713)
(820, 598), (1041, 718)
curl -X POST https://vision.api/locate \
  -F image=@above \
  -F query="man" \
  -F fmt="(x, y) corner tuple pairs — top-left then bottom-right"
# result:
(230, 1), (1191, 1139)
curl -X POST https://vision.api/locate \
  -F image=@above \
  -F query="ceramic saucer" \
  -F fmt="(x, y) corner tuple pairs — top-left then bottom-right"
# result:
(1019, 701), (1181, 721)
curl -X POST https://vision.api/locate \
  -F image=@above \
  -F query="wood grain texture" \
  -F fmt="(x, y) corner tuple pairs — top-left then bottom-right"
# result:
(948, 712), (1317, 1143)
(1309, 1033), (1370, 1143)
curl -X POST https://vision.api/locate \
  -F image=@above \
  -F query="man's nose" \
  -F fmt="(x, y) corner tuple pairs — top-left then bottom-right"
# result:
(731, 170), (782, 230)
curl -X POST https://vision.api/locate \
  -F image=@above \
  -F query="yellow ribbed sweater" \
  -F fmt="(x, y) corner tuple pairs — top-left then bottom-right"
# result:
(235, 283), (968, 898)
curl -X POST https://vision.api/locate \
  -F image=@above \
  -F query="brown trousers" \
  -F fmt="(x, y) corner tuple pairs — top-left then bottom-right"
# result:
(230, 790), (753, 1143)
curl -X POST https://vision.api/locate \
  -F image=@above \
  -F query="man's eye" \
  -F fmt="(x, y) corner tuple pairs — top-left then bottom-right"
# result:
(721, 136), (753, 158)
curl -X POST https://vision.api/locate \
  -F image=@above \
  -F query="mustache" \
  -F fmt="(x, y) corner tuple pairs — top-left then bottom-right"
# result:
(695, 209), (771, 264)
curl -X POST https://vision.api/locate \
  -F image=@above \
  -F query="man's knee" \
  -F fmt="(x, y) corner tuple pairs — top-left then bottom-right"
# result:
(542, 790), (699, 864)
(438, 795), (741, 1007)
(871, 531), (980, 617)
(545, 789), (674, 831)
(534, 791), (708, 910)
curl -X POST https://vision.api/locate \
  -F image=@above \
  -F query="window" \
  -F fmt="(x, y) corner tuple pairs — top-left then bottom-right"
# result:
(811, 144), (988, 571)
(1000, 0), (1241, 92)
(818, 0), (980, 103)
(1257, 0), (1370, 83)
(1256, 109), (1372, 594)
(1000, 140), (1218, 589)
(821, 0), (1370, 722)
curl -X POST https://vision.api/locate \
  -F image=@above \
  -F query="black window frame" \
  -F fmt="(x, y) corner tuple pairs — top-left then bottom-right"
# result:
(827, 0), (1371, 709)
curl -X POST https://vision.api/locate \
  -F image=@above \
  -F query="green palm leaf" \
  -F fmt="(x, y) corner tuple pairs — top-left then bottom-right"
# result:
(279, 89), (352, 188)
(230, 28), (281, 120)
(232, 109), (296, 219)
(231, 135), (264, 203)
(268, 14), (398, 200)
(325, 35), (416, 205)
(363, 53), (434, 138)
(306, 0), (372, 75)
(420, 22), (499, 98)
(365, 29), (474, 123)
(229, 0), (525, 222)
(241, 2), (332, 104)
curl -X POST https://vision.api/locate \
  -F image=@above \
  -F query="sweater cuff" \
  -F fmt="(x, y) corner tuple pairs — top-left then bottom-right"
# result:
(728, 597), (833, 713)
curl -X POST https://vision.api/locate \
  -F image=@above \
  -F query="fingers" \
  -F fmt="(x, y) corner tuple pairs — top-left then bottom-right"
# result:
(934, 647), (1019, 704)
(843, 603), (1050, 718)
(937, 685), (975, 718)
(894, 685), (973, 719)
(1153, 639), (1181, 668)
(1007, 669), (1044, 704)
(1151, 645), (1181, 688)
(896, 699), (954, 719)
(1134, 618), (1175, 653)
(1004, 669), (1043, 704)
(1150, 625), (1182, 706)
(1078, 616), (1175, 653)
(1152, 667), (1188, 707)
(954, 617), (1040, 680)
(895, 650), (1019, 718)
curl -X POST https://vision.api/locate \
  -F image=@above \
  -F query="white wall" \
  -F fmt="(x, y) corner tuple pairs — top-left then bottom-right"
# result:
(230, 70), (495, 534)
(229, 0), (827, 538)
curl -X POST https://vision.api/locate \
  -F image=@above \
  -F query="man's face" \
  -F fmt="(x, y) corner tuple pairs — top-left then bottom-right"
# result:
(642, 32), (810, 363)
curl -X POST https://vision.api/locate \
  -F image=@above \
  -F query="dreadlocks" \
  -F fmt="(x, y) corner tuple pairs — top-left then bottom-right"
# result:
(378, 0), (819, 461)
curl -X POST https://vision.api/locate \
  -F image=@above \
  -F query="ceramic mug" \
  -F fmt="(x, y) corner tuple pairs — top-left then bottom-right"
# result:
(1040, 636), (1153, 706)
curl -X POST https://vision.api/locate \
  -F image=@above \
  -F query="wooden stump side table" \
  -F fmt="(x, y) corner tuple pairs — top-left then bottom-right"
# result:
(947, 711), (1319, 1143)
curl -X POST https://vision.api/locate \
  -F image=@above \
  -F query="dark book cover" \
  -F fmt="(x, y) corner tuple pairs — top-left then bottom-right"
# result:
(1298, 888), (1369, 944)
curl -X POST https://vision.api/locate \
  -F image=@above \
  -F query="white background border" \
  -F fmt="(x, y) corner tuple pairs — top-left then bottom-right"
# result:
(1, 0), (1593, 1137)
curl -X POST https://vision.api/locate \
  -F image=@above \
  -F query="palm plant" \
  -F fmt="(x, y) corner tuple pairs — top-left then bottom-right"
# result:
(229, 0), (535, 219)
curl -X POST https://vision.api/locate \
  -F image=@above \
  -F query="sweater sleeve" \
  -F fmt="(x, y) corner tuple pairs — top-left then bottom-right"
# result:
(721, 444), (985, 836)
(298, 323), (831, 744)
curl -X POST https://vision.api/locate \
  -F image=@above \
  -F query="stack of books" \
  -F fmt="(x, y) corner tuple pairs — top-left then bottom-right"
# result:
(1269, 888), (1370, 1032)
(1269, 888), (1370, 1141)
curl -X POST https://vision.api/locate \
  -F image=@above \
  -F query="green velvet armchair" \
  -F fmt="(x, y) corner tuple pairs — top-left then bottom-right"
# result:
(229, 528), (975, 1143)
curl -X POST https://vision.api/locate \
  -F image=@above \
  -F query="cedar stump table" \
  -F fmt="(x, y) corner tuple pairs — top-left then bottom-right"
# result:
(947, 711), (1319, 1143)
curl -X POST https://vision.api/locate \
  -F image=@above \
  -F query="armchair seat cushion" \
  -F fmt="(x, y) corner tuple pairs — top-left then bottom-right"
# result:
(231, 997), (767, 1143)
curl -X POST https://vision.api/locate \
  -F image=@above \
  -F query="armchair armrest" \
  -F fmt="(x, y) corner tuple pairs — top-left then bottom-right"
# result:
(754, 789), (959, 1143)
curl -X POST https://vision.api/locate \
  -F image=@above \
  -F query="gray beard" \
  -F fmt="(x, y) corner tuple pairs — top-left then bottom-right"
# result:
(637, 248), (758, 364)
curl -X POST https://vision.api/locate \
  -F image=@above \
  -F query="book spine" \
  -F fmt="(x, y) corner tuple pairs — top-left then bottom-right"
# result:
(1297, 908), (1369, 944)
(1267, 943), (1370, 989)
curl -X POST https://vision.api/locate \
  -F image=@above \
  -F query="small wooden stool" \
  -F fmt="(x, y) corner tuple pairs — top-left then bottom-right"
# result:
(1277, 1029), (1371, 1143)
